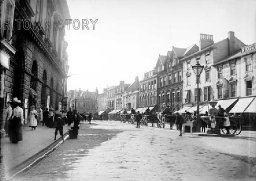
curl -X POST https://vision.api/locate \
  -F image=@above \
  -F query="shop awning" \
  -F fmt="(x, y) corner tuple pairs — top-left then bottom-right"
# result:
(244, 98), (256, 113)
(200, 104), (212, 114)
(98, 111), (105, 115)
(174, 106), (191, 114)
(186, 105), (203, 113)
(229, 97), (255, 113)
(216, 98), (238, 111)
(108, 109), (122, 114)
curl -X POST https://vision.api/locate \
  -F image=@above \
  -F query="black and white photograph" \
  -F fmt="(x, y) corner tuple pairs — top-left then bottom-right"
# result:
(0, 0), (256, 180)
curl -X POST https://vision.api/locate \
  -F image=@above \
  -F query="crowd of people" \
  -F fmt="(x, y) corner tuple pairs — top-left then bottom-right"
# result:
(1, 97), (92, 144)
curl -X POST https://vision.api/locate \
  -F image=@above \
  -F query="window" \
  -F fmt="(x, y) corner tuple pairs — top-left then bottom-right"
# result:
(217, 66), (223, 79)
(168, 75), (172, 85)
(171, 92), (175, 105)
(173, 73), (177, 83)
(178, 71), (182, 82)
(230, 83), (236, 97)
(230, 62), (236, 76)
(246, 81), (252, 96)
(163, 77), (166, 86)
(205, 54), (211, 64)
(217, 86), (223, 99)
(205, 70), (210, 82)
(245, 58), (252, 72)
(204, 86), (211, 101)
(186, 90), (191, 103)
(187, 76), (191, 86)
(194, 88), (201, 102)
(176, 92), (180, 102)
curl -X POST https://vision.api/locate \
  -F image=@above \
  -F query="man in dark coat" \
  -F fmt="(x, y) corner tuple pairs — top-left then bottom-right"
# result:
(54, 110), (65, 141)
(67, 108), (73, 126)
(42, 108), (49, 126)
(175, 112), (185, 136)
(136, 111), (142, 128)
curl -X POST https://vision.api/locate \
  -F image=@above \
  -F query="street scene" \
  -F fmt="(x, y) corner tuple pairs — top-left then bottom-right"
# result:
(9, 121), (256, 181)
(0, 0), (256, 181)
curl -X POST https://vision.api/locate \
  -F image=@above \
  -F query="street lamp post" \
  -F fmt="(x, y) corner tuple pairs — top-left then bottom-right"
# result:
(192, 61), (204, 132)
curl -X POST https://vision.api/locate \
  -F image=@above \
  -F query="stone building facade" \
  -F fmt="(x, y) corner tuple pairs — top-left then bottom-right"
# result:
(139, 70), (157, 108)
(123, 76), (139, 110)
(182, 32), (245, 108)
(1, 0), (70, 123)
(213, 43), (256, 99)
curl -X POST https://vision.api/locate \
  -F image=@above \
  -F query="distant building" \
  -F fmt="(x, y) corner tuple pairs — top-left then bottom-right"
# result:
(123, 76), (140, 110)
(97, 89), (107, 112)
(68, 89), (98, 114)
(114, 81), (130, 110)
(139, 70), (157, 108)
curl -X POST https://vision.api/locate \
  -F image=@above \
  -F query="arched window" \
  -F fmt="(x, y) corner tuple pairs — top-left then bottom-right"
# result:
(31, 61), (38, 91)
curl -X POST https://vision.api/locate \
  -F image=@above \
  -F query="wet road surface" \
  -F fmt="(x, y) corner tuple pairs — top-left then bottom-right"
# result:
(14, 121), (256, 181)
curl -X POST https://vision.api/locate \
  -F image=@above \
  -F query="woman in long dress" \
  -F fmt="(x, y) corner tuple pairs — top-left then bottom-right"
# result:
(9, 97), (24, 143)
(29, 105), (38, 130)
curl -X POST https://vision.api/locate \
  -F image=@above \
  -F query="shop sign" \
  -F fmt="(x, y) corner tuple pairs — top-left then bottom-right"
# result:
(241, 43), (256, 54)
(0, 51), (10, 69)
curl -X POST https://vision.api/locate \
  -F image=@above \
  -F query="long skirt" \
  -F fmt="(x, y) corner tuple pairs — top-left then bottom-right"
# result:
(8, 117), (22, 143)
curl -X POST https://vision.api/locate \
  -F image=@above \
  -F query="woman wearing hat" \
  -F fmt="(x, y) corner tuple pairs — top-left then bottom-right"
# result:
(9, 97), (24, 143)
(29, 105), (38, 130)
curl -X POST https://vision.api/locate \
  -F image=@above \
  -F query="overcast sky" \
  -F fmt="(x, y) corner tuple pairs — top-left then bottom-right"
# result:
(66, 0), (256, 93)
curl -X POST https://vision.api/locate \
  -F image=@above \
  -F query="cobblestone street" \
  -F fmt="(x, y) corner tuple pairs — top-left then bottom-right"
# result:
(14, 121), (256, 181)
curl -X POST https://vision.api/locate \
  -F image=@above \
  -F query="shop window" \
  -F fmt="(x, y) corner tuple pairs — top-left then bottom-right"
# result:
(246, 81), (252, 96)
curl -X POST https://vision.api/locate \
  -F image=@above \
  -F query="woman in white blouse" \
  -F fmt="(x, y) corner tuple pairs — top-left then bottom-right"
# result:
(9, 97), (24, 143)
(29, 105), (38, 130)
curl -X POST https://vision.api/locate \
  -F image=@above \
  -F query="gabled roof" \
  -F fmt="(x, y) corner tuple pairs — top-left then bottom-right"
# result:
(172, 46), (186, 58)
(126, 80), (139, 92)
(156, 55), (167, 66)
(184, 44), (199, 56)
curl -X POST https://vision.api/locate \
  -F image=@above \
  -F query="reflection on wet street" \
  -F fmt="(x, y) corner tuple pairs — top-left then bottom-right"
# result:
(15, 121), (255, 181)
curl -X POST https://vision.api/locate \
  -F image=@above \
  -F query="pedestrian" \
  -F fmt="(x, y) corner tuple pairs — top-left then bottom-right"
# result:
(88, 112), (92, 124)
(8, 97), (24, 143)
(67, 108), (73, 126)
(43, 107), (49, 126)
(223, 112), (231, 134)
(136, 111), (142, 128)
(201, 118), (207, 133)
(29, 105), (38, 130)
(71, 110), (80, 138)
(3, 100), (12, 136)
(175, 112), (185, 136)
(54, 110), (65, 141)
(218, 105), (225, 117)
(48, 108), (54, 128)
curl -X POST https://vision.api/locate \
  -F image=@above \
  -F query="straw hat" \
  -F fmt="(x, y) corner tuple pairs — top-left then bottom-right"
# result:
(13, 97), (21, 103)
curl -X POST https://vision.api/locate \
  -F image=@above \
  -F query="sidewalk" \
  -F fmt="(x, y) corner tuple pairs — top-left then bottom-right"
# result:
(1, 124), (69, 179)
